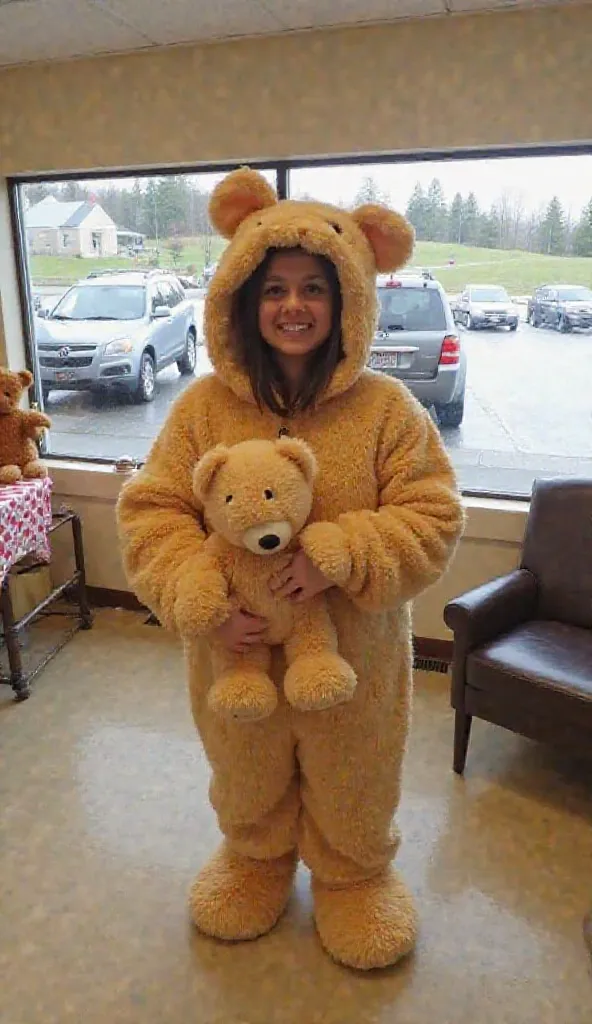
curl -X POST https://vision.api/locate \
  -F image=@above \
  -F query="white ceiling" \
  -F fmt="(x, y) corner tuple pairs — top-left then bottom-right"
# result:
(0, 0), (587, 68)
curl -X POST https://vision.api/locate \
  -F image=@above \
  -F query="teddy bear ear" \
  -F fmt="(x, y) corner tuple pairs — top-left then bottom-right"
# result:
(208, 167), (278, 240)
(351, 204), (415, 273)
(193, 446), (229, 501)
(18, 370), (34, 389)
(276, 437), (317, 486)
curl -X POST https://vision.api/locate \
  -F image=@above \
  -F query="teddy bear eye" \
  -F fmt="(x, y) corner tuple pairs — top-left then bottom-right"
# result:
(264, 489), (273, 500)
(225, 495), (233, 504)
(331, 222), (343, 234)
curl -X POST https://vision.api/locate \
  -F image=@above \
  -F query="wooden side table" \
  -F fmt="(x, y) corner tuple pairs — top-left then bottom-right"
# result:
(0, 480), (92, 701)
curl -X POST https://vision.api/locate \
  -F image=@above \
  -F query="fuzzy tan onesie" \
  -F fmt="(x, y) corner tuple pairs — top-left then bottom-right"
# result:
(116, 168), (464, 970)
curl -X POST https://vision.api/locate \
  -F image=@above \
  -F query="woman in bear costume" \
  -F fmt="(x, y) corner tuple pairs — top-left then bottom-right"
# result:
(117, 168), (464, 970)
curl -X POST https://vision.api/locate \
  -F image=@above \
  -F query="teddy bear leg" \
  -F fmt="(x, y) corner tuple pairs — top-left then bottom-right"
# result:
(0, 465), (23, 485)
(283, 596), (357, 711)
(22, 460), (48, 480)
(209, 643), (278, 721)
(297, 642), (418, 969)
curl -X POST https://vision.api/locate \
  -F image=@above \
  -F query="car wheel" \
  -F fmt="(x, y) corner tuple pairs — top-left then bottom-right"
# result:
(557, 314), (571, 333)
(134, 351), (156, 403)
(436, 395), (465, 429)
(91, 389), (107, 407)
(177, 328), (197, 375)
(509, 322), (518, 332)
(528, 310), (540, 327)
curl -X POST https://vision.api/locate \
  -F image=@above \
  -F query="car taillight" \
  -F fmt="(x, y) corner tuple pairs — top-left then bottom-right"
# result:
(439, 335), (460, 365)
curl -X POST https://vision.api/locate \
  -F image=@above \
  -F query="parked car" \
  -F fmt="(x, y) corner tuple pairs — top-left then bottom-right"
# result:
(368, 272), (467, 428)
(35, 270), (199, 404)
(526, 284), (592, 332)
(453, 285), (518, 331)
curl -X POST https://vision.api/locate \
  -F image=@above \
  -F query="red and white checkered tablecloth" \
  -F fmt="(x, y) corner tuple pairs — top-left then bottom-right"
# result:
(0, 478), (53, 584)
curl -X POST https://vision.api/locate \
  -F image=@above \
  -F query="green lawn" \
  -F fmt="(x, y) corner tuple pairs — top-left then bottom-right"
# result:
(29, 236), (227, 285)
(29, 236), (591, 296)
(413, 241), (592, 294)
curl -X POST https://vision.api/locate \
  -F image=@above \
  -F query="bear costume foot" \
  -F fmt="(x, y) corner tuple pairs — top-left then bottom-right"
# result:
(190, 844), (297, 941)
(284, 652), (357, 711)
(208, 669), (278, 721)
(312, 868), (418, 970)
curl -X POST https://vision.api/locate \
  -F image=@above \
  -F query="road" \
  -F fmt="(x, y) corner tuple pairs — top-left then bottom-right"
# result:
(42, 313), (592, 497)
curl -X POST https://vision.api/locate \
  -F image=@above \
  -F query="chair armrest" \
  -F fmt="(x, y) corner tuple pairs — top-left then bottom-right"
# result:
(444, 568), (538, 650)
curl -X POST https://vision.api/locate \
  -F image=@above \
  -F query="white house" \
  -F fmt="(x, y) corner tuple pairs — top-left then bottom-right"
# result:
(25, 196), (118, 258)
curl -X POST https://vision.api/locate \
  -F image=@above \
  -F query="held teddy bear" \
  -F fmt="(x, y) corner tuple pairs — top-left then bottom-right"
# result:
(0, 368), (51, 485)
(178, 437), (357, 721)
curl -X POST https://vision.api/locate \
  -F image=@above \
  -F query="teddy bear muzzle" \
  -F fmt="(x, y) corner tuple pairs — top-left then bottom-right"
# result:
(243, 520), (293, 556)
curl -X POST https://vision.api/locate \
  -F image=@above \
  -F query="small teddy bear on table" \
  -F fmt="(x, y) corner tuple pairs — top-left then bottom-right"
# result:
(176, 436), (357, 721)
(0, 368), (51, 485)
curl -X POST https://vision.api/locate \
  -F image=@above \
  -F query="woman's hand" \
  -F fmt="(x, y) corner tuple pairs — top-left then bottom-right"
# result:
(213, 608), (268, 654)
(269, 550), (332, 603)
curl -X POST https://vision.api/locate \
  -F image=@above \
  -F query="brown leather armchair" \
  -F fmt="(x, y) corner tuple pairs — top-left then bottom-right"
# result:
(444, 478), (592, 773)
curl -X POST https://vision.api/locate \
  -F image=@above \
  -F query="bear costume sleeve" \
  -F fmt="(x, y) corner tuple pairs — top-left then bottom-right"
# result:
(116, 394), (207, 630)
(300, 387), (464, 612)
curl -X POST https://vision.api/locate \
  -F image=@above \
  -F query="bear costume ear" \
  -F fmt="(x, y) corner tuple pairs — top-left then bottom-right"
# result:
(209, 167), (278, 240)
(276, 437), (317, 486)
(351, 204), (415, 272)
(193, 446), (229, 501)
(18, 370), (34, 389)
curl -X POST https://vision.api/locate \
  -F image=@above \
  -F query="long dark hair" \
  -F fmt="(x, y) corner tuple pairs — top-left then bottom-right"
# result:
(232, 247), (344, 416)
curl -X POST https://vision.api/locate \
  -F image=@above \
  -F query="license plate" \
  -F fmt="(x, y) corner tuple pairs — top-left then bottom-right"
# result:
(56, 370), (76, 382)
(370, 351), (400, 369)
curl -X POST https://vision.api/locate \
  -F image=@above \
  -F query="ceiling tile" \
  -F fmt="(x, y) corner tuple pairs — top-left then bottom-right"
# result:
(267, 0), (446, 31)
(0, 0), (150, 65)
(92, 0), (285, 45)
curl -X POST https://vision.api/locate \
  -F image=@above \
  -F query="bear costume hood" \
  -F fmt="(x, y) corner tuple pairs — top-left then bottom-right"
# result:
(204, 167), (415, 406)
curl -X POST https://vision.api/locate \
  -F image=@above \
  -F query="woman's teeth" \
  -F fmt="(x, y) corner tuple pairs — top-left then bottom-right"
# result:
(278, 324), (311, 333)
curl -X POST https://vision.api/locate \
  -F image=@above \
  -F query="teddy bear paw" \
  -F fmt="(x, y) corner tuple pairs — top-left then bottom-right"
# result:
(208, 670), (278, 721)
(284, 652), (357, 712)
(175, 570), (230, 637)
(22, 460), (48, 480)
(0, 465), (22, 485)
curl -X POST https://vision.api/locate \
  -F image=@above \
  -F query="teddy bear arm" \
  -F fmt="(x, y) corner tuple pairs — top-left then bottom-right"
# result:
(22, 410), (51, 435)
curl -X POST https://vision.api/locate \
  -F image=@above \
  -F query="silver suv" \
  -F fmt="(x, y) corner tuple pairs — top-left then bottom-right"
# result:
(35, 270), (199, 404)
(368, 272), (467, 427)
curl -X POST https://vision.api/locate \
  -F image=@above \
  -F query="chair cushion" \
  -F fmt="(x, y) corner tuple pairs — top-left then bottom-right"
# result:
(467, 620), (592, 701)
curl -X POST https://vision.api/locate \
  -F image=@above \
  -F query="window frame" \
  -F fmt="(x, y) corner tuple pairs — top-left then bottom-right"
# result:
(7, 144), (592, 493)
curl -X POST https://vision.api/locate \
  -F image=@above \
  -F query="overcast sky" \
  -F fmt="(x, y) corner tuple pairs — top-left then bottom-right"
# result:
(289, 153), (592, 218)
(78, 152), (592, 220)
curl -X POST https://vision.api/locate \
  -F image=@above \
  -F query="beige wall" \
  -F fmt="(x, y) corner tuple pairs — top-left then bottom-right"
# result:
(0, 7), (591, 176)
(1, 6), (584, 635)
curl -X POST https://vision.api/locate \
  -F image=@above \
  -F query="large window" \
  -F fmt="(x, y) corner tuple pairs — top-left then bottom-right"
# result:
(18, 169), (276, 461)
(13, 152), (592, 495)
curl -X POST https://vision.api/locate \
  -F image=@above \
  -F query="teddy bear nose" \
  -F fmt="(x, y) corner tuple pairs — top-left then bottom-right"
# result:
(259, 534), (281, 551)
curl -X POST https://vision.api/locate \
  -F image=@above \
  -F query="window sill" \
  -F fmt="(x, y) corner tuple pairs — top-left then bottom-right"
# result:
(48, 461), (530, 543)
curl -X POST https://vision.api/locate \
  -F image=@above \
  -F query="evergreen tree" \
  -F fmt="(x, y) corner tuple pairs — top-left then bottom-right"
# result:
(536, 197), (567, 255)
(572, 198), (592, 257)
(462, 193), (480, 246)
(424, 179), (448, 242)
(448, 192), (464, 244)
(353, 175), (389, 206)
(405, 182), (428, 240)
